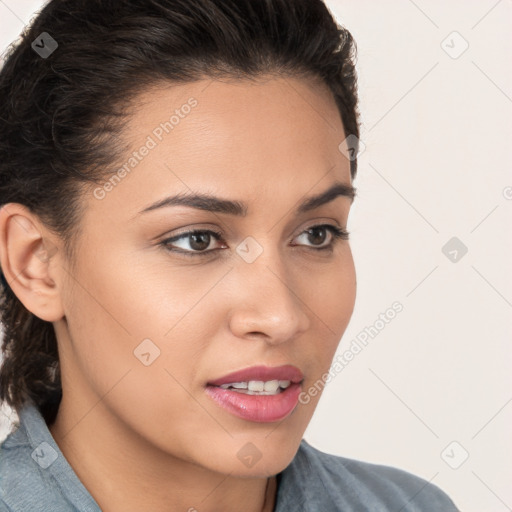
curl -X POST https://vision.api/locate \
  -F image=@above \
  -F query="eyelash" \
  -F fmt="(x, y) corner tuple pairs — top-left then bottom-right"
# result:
(160, 224), (350, 258)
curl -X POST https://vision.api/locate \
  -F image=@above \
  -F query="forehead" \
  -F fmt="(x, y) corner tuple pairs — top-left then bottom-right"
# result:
(85, 76), (351, 222)
(126, 75), (347, 165)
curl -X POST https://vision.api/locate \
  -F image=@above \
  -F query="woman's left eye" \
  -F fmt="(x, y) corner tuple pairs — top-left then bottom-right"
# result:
(160, 224), (349, 257)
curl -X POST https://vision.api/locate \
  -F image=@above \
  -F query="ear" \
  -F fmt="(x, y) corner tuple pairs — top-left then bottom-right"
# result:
(0, 203), (64, 322)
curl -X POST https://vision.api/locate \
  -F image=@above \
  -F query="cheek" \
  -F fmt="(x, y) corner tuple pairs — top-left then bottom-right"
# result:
(299, 250), (356, 376)
(304, 248), (356, 333)
(61, 256), (222, 389)
(60, 264), (218, 437)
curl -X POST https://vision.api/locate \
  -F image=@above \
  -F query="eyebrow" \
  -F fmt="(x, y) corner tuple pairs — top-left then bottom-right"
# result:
(138, 181), (356, 217)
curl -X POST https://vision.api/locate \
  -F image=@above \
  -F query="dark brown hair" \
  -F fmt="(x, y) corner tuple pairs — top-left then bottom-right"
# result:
(0, 0), (360, 425)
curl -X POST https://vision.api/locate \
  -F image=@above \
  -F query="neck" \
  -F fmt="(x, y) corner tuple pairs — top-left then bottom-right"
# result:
(48, 395), (277, 512)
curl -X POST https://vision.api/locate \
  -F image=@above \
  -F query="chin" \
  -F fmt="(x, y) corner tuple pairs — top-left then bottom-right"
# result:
(203, 428), (305, 478)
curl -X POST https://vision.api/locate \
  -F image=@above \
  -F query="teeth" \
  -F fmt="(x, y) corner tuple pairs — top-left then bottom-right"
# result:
(219, 381), (247, 389)
(263, 380), (279, 392)
(232, 382), (249, 389)
(218, 379), (293, 394)
(248, 380), (264, 392)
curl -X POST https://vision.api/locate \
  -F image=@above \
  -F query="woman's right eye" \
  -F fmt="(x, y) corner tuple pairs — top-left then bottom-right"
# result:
(160, 229), (227, 257)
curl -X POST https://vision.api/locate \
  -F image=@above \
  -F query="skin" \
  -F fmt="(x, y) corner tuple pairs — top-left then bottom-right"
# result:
(0, 75), (356, 512)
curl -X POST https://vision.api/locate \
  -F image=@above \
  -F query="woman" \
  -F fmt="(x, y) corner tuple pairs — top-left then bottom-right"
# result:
(0, 0), (459, 510)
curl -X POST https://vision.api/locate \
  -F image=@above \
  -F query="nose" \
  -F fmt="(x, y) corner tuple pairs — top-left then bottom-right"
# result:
(227, 248), (311, 346)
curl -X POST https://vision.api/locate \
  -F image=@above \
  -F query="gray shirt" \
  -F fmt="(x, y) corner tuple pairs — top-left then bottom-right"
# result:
(0, 402), (459, 511)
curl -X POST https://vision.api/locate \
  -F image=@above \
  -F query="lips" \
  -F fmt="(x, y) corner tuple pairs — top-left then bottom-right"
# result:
(205, 365), (304, 423)
(207, 364), (303, 387)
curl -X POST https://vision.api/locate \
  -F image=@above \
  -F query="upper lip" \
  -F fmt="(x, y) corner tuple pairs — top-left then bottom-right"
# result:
(207, 365), (304, 386)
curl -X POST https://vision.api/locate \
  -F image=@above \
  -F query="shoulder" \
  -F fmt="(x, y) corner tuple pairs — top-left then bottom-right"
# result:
(277, 439), (460, 511)
(0, 403), (100, 512)
(0, 419), (54, 511)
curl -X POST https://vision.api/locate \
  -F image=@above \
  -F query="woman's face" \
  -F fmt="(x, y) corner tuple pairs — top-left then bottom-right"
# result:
(52, 76), (356, 477)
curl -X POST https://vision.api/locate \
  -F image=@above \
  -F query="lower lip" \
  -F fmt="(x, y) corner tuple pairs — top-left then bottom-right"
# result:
(205, 383), (302, 423)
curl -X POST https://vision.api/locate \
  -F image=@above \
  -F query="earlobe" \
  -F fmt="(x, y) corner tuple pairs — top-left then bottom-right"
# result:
(0, 203), (64, 322)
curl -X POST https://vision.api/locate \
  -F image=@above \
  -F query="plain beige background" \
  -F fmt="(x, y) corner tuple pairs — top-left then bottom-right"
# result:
(1, 1), (511, 511)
